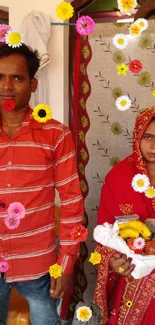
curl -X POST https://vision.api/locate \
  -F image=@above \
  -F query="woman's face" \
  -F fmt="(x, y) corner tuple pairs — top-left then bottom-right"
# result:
(140, 119), (155, 162)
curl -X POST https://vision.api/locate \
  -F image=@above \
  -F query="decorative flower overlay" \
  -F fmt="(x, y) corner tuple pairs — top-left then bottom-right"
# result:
(117, 0), (137, 13)
(32, 104), (52, 123)
(49, 263), (62, 279)
(0, 24), (11, 42)
(152, 90), (155, 98)
(0, 261), (9, 272)
(8, 202), (25, 219)
(138, 71), (151, 87)
(111, 122), (123, 135)
(113, 34), (128, 50)
(113, 50), (126, 64)
(4, 214), (20, 229)
(112, 87), (123, 99)
(89, 251), (101, 265)
(131, 174), (150, 193)
(126, 300), (133, 308)
(5, 29), (24, 48)
(139, 34), (153, 49)
(56, 1), (74, 21)
(145, 186), (155, 198)
(75, 16), (95, 36)
(133, 237), (145, 250)
(129, 60), (142, 74)
(116, 95), (131, 111)
(136, 18), (148, 32)
(76, 306), (92, 322)
(71, 225), (88, 243)
(129, 23), (142, 38)
(3, 99), (15, 111)
(117, 63), (128, 76)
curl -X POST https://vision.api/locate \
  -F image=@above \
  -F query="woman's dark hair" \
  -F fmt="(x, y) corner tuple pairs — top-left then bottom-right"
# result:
(0, 42), (40, 80)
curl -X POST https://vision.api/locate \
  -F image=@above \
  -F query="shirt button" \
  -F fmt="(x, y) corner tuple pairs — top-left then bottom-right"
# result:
(7, 184), (12, 188)
(8, 161), (12, 166)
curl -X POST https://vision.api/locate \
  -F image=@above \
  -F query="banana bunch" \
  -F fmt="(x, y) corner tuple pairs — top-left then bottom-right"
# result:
(118, 220), (151, 240)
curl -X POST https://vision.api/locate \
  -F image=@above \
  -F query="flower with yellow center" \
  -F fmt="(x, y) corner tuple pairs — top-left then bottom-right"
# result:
(49, 263), (62, 279)
(129, 22), (142, 38)
(116, 95), (131, 111)
(56, 1), (74, 21)
(76, 306), (92, 322)
(5, 29), (24, 48)
(152, 89), (155, 97)
(89, 251), (101, 265)
(131, 174), (150, 193)
(113, 33), (128, 49)
(117, 0), (137, 13)
(145, 186), (155, 198)
(32, 104), (52, 123)
(136, 18), (148, 32)
(116, 63), (129, 76)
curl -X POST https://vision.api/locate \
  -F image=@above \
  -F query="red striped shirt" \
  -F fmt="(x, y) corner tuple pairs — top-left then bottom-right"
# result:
(0, 108), (84, 282)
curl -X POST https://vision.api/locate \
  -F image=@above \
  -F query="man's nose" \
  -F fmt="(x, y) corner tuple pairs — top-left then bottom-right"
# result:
(3, 77), (14, 90)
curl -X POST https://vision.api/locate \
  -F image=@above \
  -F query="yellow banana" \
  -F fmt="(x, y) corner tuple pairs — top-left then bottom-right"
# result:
(118, 220), (151, 239)
(119, 227), (140, 239)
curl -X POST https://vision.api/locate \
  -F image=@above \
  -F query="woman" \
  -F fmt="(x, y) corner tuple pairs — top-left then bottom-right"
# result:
(94, 107), (155, 325)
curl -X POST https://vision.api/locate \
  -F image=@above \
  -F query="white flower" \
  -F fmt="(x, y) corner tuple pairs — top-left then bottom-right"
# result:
(145, 186), (155, 198)
(76, 306), (92, 322)
(117, 0), (137, 13)
(131, 174), (150, 193)
(136, 18), (148, 32)
(116, 95), (131, 111)
(133, 237), (145, 250)
(113, 34), (129, 49)
(5, 29), (24, 48)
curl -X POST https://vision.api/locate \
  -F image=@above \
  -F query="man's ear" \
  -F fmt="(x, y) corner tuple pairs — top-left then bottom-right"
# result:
(30, 78), (38, 93)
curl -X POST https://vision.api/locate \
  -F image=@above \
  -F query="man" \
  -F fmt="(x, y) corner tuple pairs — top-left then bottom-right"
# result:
(0, 42), (84, 325)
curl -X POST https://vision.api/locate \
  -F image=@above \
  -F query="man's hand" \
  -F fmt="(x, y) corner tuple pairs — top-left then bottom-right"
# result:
(109, 253), (135, 277)
(50, 273), (71, 298)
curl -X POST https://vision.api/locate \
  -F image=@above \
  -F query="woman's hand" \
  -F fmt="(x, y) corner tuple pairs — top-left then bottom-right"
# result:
(109, 253), (135, 277)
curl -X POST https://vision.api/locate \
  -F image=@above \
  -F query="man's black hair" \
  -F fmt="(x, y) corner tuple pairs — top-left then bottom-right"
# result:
(0, 42), (40, 80)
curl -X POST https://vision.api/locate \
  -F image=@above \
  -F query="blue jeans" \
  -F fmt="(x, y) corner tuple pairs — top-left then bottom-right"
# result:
(0, 273), (61, 325)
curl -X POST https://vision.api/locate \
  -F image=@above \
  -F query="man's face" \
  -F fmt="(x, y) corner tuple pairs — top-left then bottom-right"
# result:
(140, 119), (155, 163)
(0, 53), (37, 110)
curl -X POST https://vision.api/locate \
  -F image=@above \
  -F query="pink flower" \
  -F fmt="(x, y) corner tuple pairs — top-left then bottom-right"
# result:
(75, 16), (95, 36)
(8, 202), (25, 219)
(0, 261), (9, 272)
(0, 24), (11, 42)
(4, 214), (20, 229)
(71, 225), (88, 243)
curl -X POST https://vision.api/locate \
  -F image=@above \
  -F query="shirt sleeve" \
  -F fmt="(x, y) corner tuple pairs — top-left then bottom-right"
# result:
(53, 127), (84, 274)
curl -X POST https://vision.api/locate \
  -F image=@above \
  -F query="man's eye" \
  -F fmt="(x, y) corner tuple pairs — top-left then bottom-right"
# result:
(14, 77), (23, 81)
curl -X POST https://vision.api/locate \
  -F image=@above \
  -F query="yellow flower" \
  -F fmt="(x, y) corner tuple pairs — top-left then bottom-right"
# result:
(32, 104), (52, 123)
(152, 89), (155, 97)
(79, 131), (85, 143)
(117, 63), (128, 76)
(76, 306), (92, 322)
(56, 1), (74, 21)
(81, 116), (88, 128)
(82, 46), (90, 59)
(80, 148), (88, 161)
(80, 63), (86, 75)
(129, 23), (142, 38)
(82, 81), (89, 94)
(117, 0), (137, 13)
(126, 300), (133, 308)
(89, 251), (101, 265)
(79, 98), (86, 110)
(49, 263), (62, 279)
(80, 180), (87, 193)
(5, 29), (24, 48)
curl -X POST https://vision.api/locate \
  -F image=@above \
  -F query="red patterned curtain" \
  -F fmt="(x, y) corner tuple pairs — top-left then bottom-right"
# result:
(65, 32), (92, 319)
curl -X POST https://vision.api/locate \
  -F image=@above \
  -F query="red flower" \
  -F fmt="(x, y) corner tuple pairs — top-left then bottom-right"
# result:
(71, 225), (88, 243)
(3, 99), (15, 111)
(129, 60), (143, 73)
